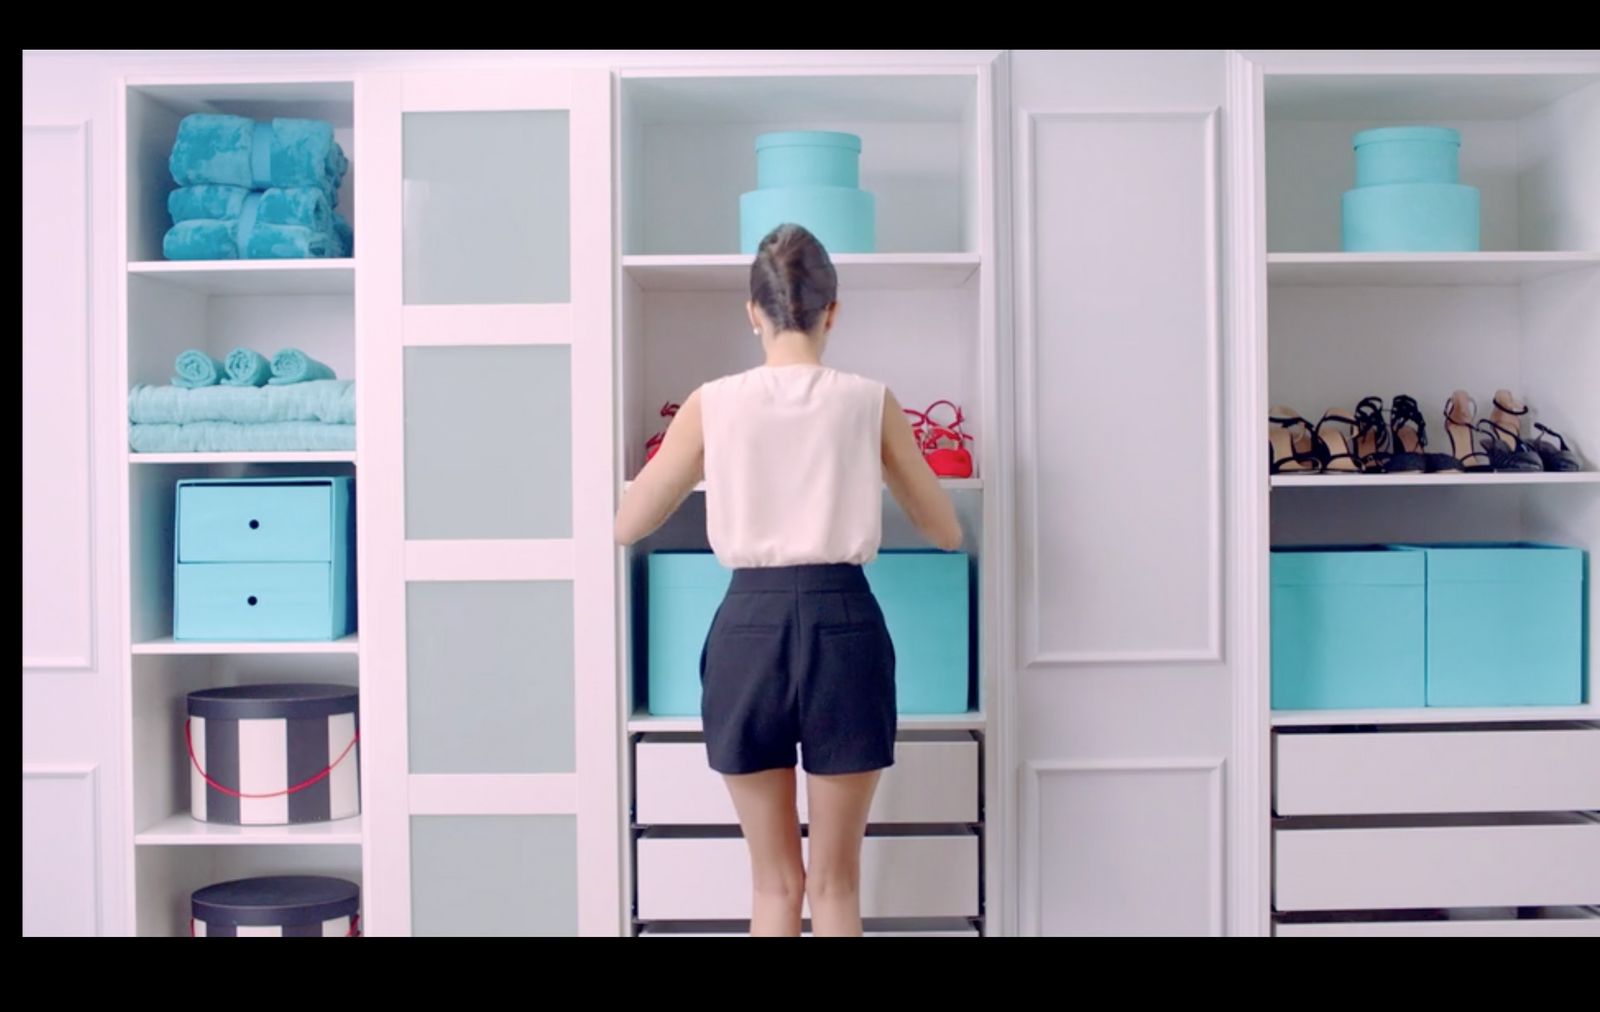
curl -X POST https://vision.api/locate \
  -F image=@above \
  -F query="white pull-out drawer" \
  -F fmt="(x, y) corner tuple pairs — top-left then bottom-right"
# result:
(1274, 726), (1600, 816)
(1275, 908), (1600, 937)
(1275, 814), (1600, 912)
(636, 833), (980, 921)
(635, 734), (979, 825)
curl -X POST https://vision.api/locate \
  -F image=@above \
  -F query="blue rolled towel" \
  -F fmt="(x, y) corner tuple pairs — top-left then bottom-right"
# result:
(162, 220), (239, 260)
(244, 223), (345, 259)
(333, 212), (354, 257)
(173, 350), (225, 388)
(169, 115), (348, 198)
(269, 348), (336, 385)
(168, 185), (250, 223)
(255, 187), (333, 233)
(222, 348), (273, 387)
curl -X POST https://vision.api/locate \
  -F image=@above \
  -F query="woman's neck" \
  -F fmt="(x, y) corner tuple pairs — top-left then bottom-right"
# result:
(762, 331), (823, 368)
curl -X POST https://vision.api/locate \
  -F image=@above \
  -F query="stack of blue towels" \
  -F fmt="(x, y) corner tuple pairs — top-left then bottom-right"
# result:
(163, 115), (353, 260)
(129, 348), (354, 452)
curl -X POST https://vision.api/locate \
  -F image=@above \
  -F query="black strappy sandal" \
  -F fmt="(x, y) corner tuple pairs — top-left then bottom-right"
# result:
(1269, 407), (1323, 474)
(1440, 391), (1493, 473)
(1386, 394), (1457, 473)
(1315, 409), (1365, 474)
(1353, 396), (1390, 472)
(1532, 423), (1583, 473)
(1477, 418), (1544, 472)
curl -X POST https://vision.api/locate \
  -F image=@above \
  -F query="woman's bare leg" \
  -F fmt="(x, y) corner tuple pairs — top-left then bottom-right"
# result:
(723, 768), (805, 936)
(804, 770), (881, 937)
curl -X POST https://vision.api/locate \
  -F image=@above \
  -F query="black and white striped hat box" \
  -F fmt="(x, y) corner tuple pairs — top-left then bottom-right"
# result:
(192, 876), (360, 937)
(187, 685), (360, 825)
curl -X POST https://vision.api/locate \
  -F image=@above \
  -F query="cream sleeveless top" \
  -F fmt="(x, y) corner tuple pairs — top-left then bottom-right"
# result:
(699, 364), (886, 568)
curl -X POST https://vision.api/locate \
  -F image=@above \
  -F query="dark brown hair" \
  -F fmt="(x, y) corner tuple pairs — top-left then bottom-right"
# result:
(749, 223), (838, 335)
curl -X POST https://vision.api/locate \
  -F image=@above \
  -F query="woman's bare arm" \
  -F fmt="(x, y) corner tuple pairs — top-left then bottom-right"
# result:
(615, 388), (705, 546)
(882, 389), (963, 551)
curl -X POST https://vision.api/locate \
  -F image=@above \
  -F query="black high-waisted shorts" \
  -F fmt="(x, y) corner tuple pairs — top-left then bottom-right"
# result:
(700, 563), (896, 776)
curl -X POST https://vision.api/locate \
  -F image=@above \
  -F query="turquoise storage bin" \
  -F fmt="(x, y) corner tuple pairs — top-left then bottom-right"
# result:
(643, 550), (972, 717)
(1353, 127), (1462, 186)
(755, 131), (861, 189)
(174, 477), (355, 641)
(1406, 543), (1585, 707)
(739, 130), (876, 254)
(1271, 547), (1426, 710)
(1341, 183), (1480, 252)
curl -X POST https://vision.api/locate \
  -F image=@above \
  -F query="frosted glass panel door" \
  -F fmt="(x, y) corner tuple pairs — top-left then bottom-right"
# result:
(360, 69), (617, 936)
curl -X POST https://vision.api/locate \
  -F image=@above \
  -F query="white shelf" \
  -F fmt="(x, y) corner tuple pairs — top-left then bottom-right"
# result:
(132, 635), (359, 656)
(623, 253), (981, 292)
(625, 478), (982, 492)
(1272, 471), (1600, 488)
(136, 812), (364, 846)
(1272, 705), (1600, 728)
(128, 259), (355, 295)
(1266, 252), (1600, 287)
(130, 451), (357, 465)
(628, 710), (986, 733)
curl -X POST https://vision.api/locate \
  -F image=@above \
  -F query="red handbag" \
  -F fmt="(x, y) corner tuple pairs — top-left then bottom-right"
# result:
(644, 401), (680, 462)
(903, 400), (974, 478)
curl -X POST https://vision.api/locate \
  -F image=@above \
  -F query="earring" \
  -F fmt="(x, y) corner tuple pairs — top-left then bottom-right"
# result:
(752, 328), (760, 336)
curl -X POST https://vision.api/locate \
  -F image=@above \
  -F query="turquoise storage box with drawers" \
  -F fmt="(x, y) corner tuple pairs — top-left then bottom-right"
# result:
(739, 131), (876, 254)
(1341, 126), (1480, 252)
(644, 550), (971, 717)
(1270, 546), (1426, 709)
(174, 477), (355, 641)
(1405, 543), (1585, 707)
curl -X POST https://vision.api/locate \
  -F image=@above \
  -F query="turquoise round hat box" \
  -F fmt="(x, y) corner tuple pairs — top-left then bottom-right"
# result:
(740, 130), (876, 254)
(1341, 125), (1479, 251)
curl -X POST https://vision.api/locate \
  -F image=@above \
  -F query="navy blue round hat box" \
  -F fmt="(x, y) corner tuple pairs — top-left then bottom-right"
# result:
(186, 684), (360, 825)
(191, 876), (360, 936)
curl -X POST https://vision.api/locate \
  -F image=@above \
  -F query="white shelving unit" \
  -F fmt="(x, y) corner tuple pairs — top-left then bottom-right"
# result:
(617, 66), (998, 936)
(1260, 67), (1600, 936)
(117, 76), (365, 936)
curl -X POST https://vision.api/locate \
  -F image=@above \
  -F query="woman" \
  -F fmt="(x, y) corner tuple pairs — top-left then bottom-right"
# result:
(615, 223), (963, 937)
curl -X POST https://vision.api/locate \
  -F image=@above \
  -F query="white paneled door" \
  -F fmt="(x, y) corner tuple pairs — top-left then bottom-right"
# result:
(359, 69), (618, 935)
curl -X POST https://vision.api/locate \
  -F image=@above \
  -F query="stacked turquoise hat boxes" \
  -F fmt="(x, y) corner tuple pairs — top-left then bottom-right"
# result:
(1402, 543), (1584, 707)
(645, 550), (970, 716)
(739, 131), (876, 254)
(1270, 546), (1427, 709)
(174, 477), (356, 640)
(1341, 126), (1480, 251)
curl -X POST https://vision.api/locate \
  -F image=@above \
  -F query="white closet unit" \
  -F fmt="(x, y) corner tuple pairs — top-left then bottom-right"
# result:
(1233, 55), (1600, 936)
(114, 77), (365, 936)
(616, 64), (1002, 936)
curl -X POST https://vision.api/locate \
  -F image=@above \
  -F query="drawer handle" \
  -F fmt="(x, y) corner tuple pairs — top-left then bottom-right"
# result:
(246, 596), (258, 606)
(185, 718), (359, 799)
(248, 519), (260, 529)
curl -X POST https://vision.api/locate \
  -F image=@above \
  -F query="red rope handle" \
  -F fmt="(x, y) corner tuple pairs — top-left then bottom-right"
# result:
(191, 914), (360, 937)
(185, 719), (359, 799)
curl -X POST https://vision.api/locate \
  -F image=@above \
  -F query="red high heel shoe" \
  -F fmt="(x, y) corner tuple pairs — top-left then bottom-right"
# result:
(644, 401), (680, 462)
(904, 400), (975, 478)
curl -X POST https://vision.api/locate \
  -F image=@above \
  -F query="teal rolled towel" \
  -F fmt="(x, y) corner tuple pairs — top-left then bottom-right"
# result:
(173, 350), (225, 388)
(243, 223), (344, 259)
(256, 187), (333, 233)
(222, 348), (272, 387)
(162, 220), (239, 260)
(168, 185), (251, 223)
(269, 348), (337, 385)
(169, 115), (348, 198)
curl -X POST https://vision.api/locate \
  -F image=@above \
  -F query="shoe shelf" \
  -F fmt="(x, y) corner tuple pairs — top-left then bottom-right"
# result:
(1271, 471), (1599, 488)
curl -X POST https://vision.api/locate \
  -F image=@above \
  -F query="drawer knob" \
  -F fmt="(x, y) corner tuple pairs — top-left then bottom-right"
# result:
(248, 519), (260, 529)
(247, 596), (259, 606)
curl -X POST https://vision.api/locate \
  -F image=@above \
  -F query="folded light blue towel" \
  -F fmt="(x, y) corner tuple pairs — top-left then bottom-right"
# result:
(129, 421), (355, 453)
(243, 223), (345, 260)
(163, 191), (348, 261)
(269, 349), (337, 385)
(169, 115), (348, 199)
(168, 185), (250, 223)
(173, 350), (225, 388)
(256, 186), (333, 233)
(128, 379), (355, 425)
(222, 348), (273, 387)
